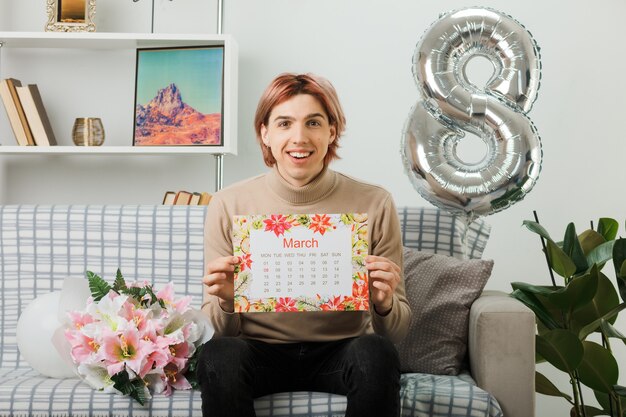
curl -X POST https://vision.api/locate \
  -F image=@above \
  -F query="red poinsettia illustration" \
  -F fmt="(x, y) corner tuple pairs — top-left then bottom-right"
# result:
(352, 278), (369, 310)
(239, 253), (253, 271)
(308, 214), (332, 235)
(320, 295), (346, 311)
(275, 297), (299, 312)
(263, 214), (294, 237)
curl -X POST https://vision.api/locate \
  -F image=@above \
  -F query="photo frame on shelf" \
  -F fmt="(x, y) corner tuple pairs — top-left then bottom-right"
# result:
(45, 0), (96, 32)
(133, 45), (225, 147)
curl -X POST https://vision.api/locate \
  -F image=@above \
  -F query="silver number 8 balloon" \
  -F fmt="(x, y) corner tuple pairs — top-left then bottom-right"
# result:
(401, 7), (542, 222)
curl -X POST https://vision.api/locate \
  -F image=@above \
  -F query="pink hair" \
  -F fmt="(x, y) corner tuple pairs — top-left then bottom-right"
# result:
(254, 73), (346, 167)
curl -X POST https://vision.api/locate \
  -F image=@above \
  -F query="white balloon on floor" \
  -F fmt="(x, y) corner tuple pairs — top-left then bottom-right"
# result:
(16, 291), (76, 378)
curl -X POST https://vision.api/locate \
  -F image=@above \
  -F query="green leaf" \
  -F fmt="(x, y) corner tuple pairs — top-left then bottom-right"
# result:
(615, 385), (626, 397)
(511, 282), (560, 297)
(548, 266), (598, 312)
(613, 239), (626, 302)
(536, 329), (584, 373)
(580, 229), (608, 256)
(535, 371), (572, 400)
(594, 390), (626, 415)
(600, 320), (626, 345)
(523, 220), (553, 241)
(510, 290), (561, 330)
(597, 218), (619, 241)
(587, 241), (616, 272)
(577, 341), (619, 393)
(186, 343), (204, 389)
(563, 223), (589, 274)
(614, 239), (626, 276)
(547, 240), (577, 279)
(573, 405), (611, 416)
(86, 270), (112, 301)
(113, 269), (128, 293)
(111, 371), (147, 405)
(578, 303), (626, 340)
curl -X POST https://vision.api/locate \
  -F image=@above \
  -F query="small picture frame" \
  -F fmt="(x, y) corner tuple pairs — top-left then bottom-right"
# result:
(133, 45), (225, 146)
(45, 0), (96, 32)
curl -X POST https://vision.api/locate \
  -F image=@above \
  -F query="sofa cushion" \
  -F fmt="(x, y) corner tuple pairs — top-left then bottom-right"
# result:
(0, 368), (501, 417)
(396, 207), (490, 259)
(395, 247), (494, 375)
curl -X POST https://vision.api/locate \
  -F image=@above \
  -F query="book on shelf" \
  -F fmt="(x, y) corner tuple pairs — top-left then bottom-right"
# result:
(189, 192), (202, 205)
(163, 190), (212, 205)
(173, 191), (193, 205)
(198, 191), (212, 205)
(0, 78), (35, 146)
(15, 84), (57, 146)
(162, 191), (176, 205)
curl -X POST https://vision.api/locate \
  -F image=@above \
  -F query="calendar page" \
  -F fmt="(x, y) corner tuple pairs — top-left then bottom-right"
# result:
(232, 213), (369, 313)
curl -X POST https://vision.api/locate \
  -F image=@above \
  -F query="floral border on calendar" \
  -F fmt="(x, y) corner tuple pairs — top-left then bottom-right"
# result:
(231, 213), (369, 312)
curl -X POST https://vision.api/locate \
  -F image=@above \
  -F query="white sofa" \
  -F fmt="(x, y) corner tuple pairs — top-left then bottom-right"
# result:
(0, 205), (535, 417)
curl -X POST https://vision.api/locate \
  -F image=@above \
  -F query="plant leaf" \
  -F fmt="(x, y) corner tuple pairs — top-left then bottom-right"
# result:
(579, 229), (608, 256)
(511, 282), (560, 297)
(186, 343), (204, 389)
(614, 385), (626, 397)
(547, 240), (577, 279)
(548, 266), (598, 312)
(587, 241), (615, 272)
(613, 239), (626, 277)
(572, 405), (611, 417)
(536, 329), (584, 373)
(510, 289), (561, 330)
(86, 270), (112, 301)
(563, 223), (588, 274)
(574, 276), (622, 338)
(523, 220), (553, 241)
(613, 239), (626, 302)
(113, 268), (128, 293)
(600, 320), (626, 345)
(594, 390), (626, 416)
(597, 218), (619, 241)
(578, 303), (626, 340)
(535, 371), (572, 401)
(577, 341), (619, 393)
(111, 371), (147, 405)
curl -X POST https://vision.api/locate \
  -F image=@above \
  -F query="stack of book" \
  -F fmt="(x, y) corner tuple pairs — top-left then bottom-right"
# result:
(162, 190), (212, 205)
(0, 78), (57, 146)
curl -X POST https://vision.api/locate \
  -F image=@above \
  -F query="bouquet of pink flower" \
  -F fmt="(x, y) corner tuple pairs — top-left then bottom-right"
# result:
(64, 270), (212, 405)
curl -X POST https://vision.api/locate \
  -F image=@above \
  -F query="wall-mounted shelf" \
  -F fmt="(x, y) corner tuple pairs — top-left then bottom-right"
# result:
(0, 145), (230, 155)
(0, 31), (231, 50)
(0, 31), (238, 192)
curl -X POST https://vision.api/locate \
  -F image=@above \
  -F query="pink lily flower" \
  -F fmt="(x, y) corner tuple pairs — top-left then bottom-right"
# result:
(162, 362), (192, 396)
(100, 328), (154, 377)
(65, 329), (99, 363)
(156, 282), (192, 314)
(67, 310), (95, 330)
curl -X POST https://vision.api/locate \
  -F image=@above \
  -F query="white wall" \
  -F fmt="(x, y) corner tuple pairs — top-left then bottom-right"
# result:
(1, 1), (626, 415)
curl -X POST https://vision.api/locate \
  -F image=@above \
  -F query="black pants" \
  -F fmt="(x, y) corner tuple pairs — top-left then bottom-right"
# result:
(197, 334), (401, 417)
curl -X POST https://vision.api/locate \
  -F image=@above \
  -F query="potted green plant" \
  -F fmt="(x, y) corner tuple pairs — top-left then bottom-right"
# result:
(511, 215), (626, 417)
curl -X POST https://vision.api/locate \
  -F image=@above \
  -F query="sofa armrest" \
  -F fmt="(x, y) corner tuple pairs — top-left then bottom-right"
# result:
(468, 290), (536, 417)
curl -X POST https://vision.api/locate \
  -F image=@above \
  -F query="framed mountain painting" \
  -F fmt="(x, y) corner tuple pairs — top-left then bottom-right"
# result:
(133, 45), (225, 146)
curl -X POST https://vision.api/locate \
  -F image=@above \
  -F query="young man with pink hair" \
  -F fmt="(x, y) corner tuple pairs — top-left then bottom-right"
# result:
(198, 73), (411, 417)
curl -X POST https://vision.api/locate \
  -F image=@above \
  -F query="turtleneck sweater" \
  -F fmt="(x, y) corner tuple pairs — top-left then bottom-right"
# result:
(202, 166), (411, 344)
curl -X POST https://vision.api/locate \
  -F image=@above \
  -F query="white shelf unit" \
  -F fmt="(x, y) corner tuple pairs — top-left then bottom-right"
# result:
(0, 31), (238, 189)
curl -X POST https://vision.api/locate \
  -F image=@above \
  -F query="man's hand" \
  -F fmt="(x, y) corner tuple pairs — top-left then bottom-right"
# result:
(203, 256), (239, 313)
(365, 255), (401, 316)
